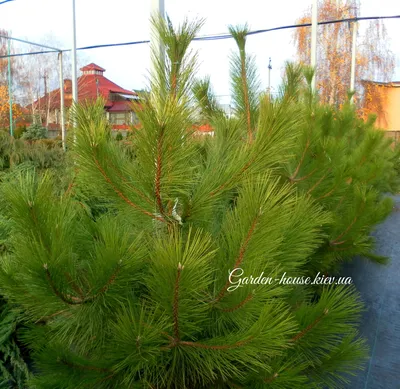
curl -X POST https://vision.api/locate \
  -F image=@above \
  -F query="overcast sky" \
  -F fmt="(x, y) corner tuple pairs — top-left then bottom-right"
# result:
(1, 0), (399, 104)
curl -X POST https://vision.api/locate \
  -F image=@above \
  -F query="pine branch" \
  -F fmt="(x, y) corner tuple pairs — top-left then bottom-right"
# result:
(315, 185), (337, 201)
(290, 140), (310, 181)
(93, 154), (166, 223)
(291, 168), (317, 183)
(306, 168), (332, 196)
(229, 25), (253, 142)
(221, 292), (254, 313)
(155, 126), (165, 216)
(264, 372), (279, 383)
(210, 158), (253, 197)
(64, 272), (84, 298)
(173, 262), (183, 340)
(59, 358), (110, 373)
(43, 264), (82, 305)
(291, 308), (329, 342)
(44, 261), (122, 305)
(178, 336), (253, 350)
(330, 202), (365, 244)
(214, 213), (259, 303)
(106, 157), (154, 207)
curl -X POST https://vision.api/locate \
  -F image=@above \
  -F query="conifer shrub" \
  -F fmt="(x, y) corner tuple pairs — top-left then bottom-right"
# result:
(21, 124), (48, 141)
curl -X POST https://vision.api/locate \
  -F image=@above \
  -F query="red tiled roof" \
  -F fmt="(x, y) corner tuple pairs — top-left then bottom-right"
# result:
(107, 100), (133, 112)
(78, 73), (136, 101)
(81, 63), (106, 72)
(194, 123), (214, 133)
(27, 64), (138, 112)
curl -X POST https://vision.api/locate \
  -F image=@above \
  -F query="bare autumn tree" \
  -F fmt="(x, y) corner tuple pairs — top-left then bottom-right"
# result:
(16, 34), (88, 125)
(293, 0), (395, 117)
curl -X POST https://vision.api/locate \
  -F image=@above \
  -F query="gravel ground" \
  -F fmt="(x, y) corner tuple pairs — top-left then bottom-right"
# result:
(343, 196), (400, 389)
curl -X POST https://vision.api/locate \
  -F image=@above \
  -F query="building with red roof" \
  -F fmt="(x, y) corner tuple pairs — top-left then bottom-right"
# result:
(27, 63), (139, 131)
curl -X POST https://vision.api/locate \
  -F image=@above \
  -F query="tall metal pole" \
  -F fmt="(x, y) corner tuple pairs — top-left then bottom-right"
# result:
(310, 0), (318, 92)
(151, 0), (165, 78)
(350, 20), (358, 104)
(7, 39), (13, 137)
(58, 52), (66, 151)
(71, 0), (78, 111)
(268, 57), (272, 98)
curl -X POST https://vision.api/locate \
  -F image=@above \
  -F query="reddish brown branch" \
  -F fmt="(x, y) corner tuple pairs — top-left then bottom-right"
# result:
(240, 55), (253, 143)
(335, 195), (346, 211)
(222, 293), (254, 313)
(290, 140), (310, 181)
(179, 336), (253, 350)
(65, 181), (75, 196)
(306, 168), (332, 196)
(328, 244), (352, 251)
(173, 263), (184, 340)
(59, 358), (110, 373)
(44, 264), (82, 305)
(64, 272), (84, 297)
(264, 372), (279, 383)
(315, 185), (337, 201)
(291, 308), (329, 342)
(155, 128), (165, 215)
(44, 262), (122, 305)
(106, 158), (154, 207)
(330, 202), (365, 245)
(291, 168), (317, 183)
(210, 158), (253, 197)
(214, 214), (259, 303)
(93, 155), (165, 223)
(89, 261), (123, 299)
(140, 320), (175, 342)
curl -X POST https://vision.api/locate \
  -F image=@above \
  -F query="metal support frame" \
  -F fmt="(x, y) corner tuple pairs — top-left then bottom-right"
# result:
(310, 0), (318, 92)
(58, 52), (66, 150)
(1, 33), (66, 146)
(7, 39), (13, 136)
(350, 20), (358, 104)
(151, 0), (166, 80)
(268, 57), (272, 97)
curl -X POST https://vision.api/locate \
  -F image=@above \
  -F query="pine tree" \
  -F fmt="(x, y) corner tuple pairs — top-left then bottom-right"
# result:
(197, 30), (399, 275)
(0, 17), (373, 389)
